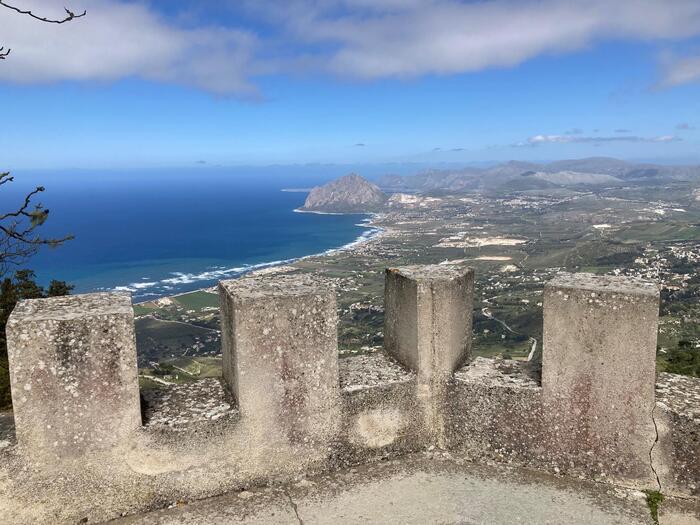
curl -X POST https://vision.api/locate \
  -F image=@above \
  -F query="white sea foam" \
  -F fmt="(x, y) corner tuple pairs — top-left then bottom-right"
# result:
(131, 281), (158, 289)
(115, 222), (383, 302)
(293, 208), (345, 215)
(319, 227), (382, 256)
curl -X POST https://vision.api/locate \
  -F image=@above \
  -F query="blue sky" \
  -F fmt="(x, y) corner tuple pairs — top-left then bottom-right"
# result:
(1, 0), (700, 169)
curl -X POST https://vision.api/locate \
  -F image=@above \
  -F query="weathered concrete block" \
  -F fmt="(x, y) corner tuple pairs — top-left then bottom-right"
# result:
(5, 292), (141, 459)
(219, 275), (340, 445)
(655, 372), (700, 496)
(338, 352), (421, 461)
(384, 265), (474, 383)
(542, 273), (660, 480)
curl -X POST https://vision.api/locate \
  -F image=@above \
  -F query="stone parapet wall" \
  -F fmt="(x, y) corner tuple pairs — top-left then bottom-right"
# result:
(0, 268), (697, 524)
(449, 357), (698, 496)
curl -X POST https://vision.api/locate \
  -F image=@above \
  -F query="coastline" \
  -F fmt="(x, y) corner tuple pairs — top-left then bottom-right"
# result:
(132, 213), (385, 304)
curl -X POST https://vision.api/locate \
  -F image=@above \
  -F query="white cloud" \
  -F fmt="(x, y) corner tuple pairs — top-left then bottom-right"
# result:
(650, 135), (680, 142)
(261, 0), (700, 79)
(516, 133), (681, 146)
(3, 0), (700, 95)
(0, 0), (259, 96)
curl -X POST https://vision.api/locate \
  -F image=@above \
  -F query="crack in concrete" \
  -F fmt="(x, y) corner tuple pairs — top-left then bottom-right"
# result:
(649, 403), (661, 491)
(285, 490), (304, 525)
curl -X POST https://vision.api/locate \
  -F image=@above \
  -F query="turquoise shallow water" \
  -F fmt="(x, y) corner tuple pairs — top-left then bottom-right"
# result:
(6, 167), (374, 301)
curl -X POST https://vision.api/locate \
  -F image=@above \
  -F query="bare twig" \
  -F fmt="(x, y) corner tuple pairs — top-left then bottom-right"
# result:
(0, 1), (85, 61)
(0, 1), (86, 24)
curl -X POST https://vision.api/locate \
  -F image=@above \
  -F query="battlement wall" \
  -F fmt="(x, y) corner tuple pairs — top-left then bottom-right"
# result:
(0, 267), (697, 524)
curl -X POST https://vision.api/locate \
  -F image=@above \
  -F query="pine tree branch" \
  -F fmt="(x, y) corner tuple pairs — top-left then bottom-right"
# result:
(1, 174), (73, 277)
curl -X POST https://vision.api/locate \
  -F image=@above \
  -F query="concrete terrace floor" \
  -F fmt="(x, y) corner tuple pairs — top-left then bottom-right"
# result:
(109, 453), (699, 525)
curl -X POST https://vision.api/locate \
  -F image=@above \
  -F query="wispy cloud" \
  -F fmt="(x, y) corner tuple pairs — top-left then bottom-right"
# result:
(676, 122), (695, 130)
(270, 0), (700, 80)
(564, 128), (584, 135)
(354, 143), (366, 147)
(515, 134), (681, 146)
(658, 53), (700, 88)
(431, 147), (467, 152)
(614, 128), (632, 133)
(3, 0), (700, 95)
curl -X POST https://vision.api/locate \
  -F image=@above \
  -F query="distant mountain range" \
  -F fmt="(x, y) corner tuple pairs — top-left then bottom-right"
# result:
(301, 173), (388, 213)
(377, 157), (700, 192)
(299, 158), (700, 213)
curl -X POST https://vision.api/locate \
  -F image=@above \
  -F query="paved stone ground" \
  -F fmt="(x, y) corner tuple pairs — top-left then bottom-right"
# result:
(111, 453), (668, 525)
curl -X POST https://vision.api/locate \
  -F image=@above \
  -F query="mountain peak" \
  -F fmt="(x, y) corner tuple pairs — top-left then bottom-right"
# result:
(301, 174), (388, 213)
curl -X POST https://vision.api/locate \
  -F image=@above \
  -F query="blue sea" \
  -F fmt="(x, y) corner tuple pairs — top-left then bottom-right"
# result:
(4, 167), (380, 302)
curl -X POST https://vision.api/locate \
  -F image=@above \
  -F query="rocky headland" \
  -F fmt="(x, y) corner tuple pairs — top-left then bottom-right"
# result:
(301, 173), (388, 213)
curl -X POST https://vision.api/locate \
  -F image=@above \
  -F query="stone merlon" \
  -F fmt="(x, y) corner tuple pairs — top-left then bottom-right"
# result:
(542, 272), (660, 481)
(5, 292), (141, 461)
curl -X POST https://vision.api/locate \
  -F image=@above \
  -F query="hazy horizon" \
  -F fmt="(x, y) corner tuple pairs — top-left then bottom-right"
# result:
(7, 155), (700, 175)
